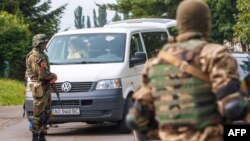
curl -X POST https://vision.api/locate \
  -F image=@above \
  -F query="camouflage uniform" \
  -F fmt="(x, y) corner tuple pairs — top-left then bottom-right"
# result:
(126, 0), (249, 141)
(25, 34), (57, 141)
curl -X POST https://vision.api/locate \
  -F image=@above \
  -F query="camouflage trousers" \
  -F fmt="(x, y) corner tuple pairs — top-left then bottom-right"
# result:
(31, 86), (51, 134)
(158, 124), (223, 141)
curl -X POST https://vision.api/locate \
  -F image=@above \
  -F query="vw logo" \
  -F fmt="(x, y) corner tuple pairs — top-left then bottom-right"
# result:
(61, 82), (72, 92)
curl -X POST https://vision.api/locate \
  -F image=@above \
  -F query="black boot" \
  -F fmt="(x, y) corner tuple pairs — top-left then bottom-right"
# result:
(38, 133), (47, 141)
(32, 133), (39, 141)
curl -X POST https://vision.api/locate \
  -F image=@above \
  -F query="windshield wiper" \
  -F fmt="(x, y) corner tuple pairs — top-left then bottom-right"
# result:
(50, 61), (102, 65)
(50, 62), (63, 65)
(79, 61), (102, 64)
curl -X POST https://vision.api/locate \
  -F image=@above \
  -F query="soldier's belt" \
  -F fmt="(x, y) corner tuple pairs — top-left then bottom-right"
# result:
(158, 51), (209, 82)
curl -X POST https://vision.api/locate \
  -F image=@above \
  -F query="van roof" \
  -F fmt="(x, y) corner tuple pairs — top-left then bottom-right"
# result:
(104, 18), (176, 29)
(54, 18), (176, 36)
(55, 26), (169, 36)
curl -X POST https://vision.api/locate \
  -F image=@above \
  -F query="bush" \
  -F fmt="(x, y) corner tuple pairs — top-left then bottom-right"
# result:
(0, 11), (31, 80)
(0, 79), (25, 105)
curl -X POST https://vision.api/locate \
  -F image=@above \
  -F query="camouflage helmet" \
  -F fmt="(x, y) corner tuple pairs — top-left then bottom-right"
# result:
(176, 0), (211, 38)
(32, 34), (48, 47)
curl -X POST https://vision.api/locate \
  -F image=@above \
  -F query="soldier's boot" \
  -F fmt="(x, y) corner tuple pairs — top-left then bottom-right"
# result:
(32, 133), (39, 141)
(38, 133), (47, 141)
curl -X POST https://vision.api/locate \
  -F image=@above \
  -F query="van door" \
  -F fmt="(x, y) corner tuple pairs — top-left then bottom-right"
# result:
(122, 33), (145, 98)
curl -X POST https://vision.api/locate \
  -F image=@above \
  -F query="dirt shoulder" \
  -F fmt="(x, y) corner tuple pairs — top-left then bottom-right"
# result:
(0, 105), (24, 128)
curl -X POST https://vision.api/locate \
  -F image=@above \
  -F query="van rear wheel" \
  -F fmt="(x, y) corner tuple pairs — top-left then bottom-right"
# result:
(117, 97), (133, 133)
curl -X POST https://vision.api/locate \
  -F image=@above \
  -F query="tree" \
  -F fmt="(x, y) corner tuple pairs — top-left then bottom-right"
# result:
(86, 16), (91, 28)
(233, 0), (250, 44)
(0, 11), (31, 80)
(98, 0), (181, 19)
(123, 13), (129, 20)
(100, 0), (240, 44)
(112, 12), (121, 22)
(0, 0), (67, 37)
(93, 9), (99, 27)
(0, 0), (20, 15)
(98, 6), (107, 27)
(74, 6), (85, 29)
(206, 0), (237, 43)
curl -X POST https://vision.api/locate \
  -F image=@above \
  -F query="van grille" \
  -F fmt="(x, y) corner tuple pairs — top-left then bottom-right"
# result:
(51, 100), (93, 106)
(52, 100), (80, 106)
(50, 82), (93, 93)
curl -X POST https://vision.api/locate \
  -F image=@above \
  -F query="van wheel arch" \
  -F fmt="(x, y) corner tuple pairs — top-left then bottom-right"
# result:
(117, 91), (134, 133)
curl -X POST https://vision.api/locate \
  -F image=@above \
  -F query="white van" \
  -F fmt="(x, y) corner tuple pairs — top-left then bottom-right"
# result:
(232, 52), (250, 80)
(24, 18), (176, 133)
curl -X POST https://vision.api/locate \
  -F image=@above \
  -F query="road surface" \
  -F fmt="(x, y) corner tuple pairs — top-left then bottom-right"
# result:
(0, 105), (134, 141)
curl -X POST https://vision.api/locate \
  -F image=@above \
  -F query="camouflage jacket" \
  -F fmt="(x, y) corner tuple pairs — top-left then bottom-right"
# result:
(25, 48), (55, 82)
(130, 32), (242, 138)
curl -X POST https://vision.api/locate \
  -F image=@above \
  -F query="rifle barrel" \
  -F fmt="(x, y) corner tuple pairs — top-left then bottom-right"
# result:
(52, 83), (63, 107)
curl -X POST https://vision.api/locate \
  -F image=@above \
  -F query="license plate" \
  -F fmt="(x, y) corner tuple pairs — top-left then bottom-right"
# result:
(51, 108), (80, 115)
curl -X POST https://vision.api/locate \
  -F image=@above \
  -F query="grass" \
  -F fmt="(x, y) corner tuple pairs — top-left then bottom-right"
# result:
(0, 79), (25, 106)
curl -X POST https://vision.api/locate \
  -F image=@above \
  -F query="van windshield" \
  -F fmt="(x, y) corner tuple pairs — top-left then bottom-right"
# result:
(47, 33), (126, 64)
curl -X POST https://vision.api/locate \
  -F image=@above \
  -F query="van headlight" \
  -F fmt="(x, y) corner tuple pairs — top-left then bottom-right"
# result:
(96, 79), (122, 89)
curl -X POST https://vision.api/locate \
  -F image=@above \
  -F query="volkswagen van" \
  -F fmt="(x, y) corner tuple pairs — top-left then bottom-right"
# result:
(24, 18), (176, 133)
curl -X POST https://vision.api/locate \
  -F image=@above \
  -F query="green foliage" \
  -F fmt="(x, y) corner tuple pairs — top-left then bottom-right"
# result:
(233, 0), (250, 44)
(0, 0), (19, 14)
(0, 0), (66, 81)
(0, 11), (31, 80)
(0, 0), (67, 37)
(112, 12), (122, 22)
(87, 16), (91, 28)
(102, 0), (242, 44)
(123, 13), (129, 20)
(206, 0), (237, 43)
(98, 6), (107, 27)
(92, 7), (107, 27)
(0, 79), (25, 106)
(100, 0), (181, 19)
(74, 6), (85, 29)
(93, 9), (98, 27)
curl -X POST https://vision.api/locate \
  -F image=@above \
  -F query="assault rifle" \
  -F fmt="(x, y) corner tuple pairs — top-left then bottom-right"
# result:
(51, 83), (63, 107)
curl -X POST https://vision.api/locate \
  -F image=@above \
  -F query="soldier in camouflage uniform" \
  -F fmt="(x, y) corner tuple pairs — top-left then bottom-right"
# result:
(25, 34), (57, 141)
(126, 0), (249, 141)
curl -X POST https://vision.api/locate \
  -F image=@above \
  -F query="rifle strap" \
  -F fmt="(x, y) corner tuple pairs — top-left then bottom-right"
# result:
(158, 50), (209, 82)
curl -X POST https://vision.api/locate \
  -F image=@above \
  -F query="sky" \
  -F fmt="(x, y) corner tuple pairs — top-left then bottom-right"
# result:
(51, 0), (117, 32)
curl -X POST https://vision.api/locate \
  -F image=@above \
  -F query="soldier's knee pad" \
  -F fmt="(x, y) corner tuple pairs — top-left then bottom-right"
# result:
(224, 98), (249, 120)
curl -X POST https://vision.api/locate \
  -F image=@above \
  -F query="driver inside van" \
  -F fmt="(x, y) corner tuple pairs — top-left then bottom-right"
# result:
(67, 38), (88, 59)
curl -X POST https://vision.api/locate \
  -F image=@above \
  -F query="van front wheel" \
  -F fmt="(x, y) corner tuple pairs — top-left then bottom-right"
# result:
(117, 97), (133, 133)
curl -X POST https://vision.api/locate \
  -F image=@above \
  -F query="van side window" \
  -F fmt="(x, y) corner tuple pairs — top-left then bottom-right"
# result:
(141, 32), (168, 58)
(130, 34), (143, 59)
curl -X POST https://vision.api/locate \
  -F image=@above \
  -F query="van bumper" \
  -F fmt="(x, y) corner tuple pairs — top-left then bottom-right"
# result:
(25, 88), (125, 123)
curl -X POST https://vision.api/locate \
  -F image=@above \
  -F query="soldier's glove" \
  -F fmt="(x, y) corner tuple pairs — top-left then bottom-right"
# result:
(49, 73), (57, 83)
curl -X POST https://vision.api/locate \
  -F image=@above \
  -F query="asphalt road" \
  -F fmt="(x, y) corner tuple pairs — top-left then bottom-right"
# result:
(0, 105), (134, 141)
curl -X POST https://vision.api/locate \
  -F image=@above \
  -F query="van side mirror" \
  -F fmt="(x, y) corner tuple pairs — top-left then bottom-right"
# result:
(129, 52), (147, 68)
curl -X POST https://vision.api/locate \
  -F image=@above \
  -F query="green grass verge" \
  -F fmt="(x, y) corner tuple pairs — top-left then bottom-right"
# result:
(0, 79), (25, 106)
